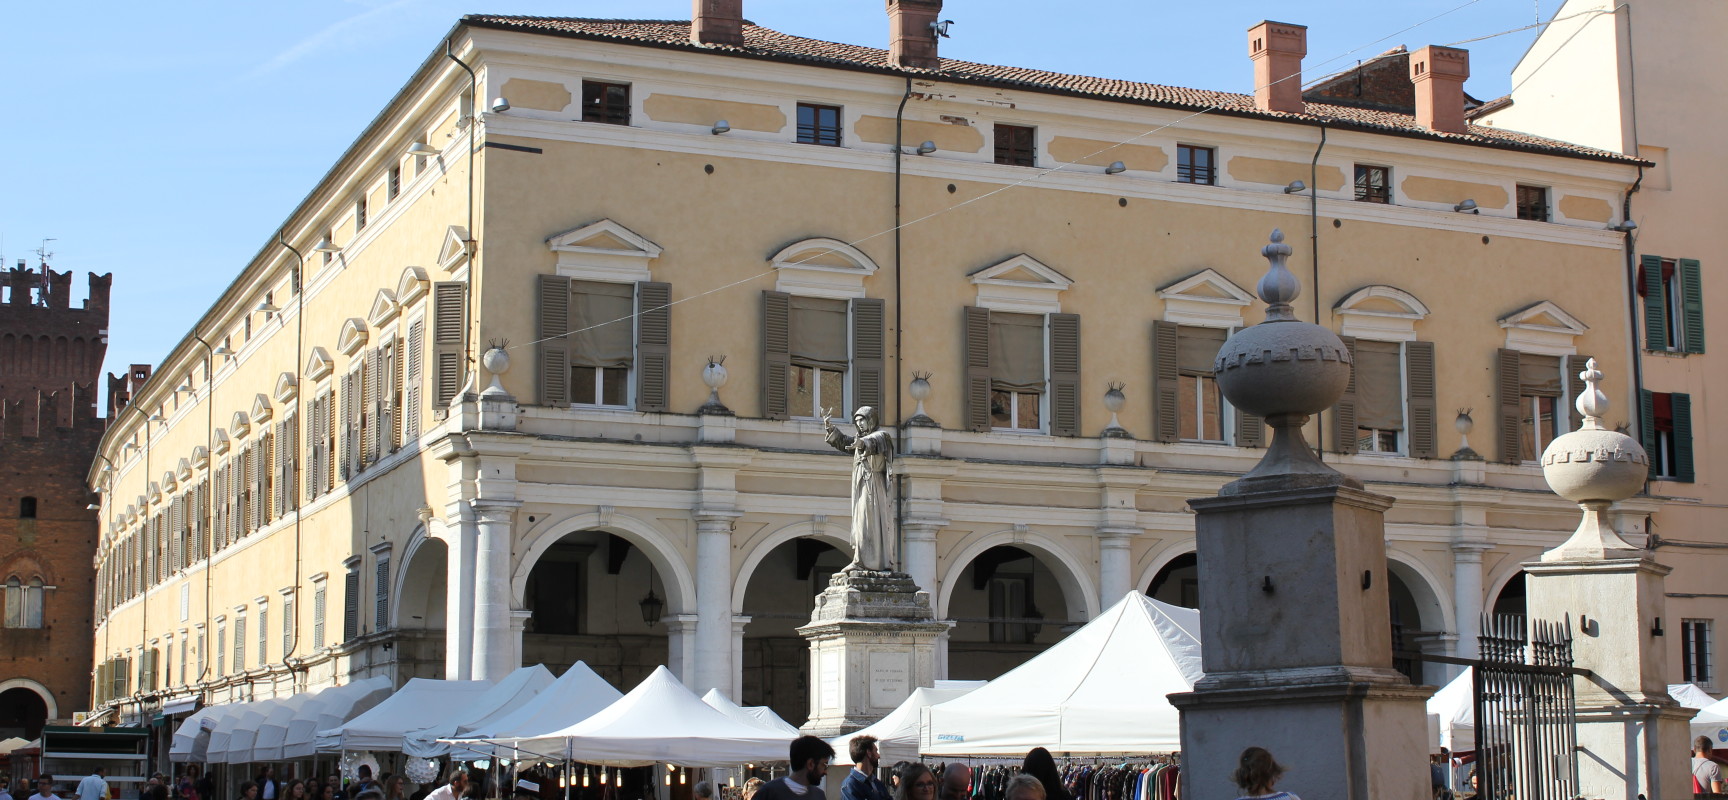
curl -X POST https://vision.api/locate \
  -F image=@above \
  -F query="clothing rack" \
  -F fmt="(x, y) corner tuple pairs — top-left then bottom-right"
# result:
(930, 755), (1180, 800)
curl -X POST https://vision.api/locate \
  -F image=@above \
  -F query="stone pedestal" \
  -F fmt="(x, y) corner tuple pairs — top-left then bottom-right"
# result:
(1168, 483), (1432, 800)
(799, 570), (948, 737)
(1526, 557), (1693, 800)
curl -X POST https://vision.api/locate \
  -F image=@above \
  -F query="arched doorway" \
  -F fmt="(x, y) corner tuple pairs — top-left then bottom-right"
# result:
(1492, 571), (1527, 617)
(1147, 553), (1198, 609)
(394, 535), (448, 679)
(0, 685), (49, 739)
(738, 536), (848, 725)
(944, 545), (1081, 681)
(520, 529), (669, 691)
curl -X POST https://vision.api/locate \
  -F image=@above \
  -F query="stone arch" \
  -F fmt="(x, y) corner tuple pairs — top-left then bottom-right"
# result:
(1136, 539), (1198, 601)
(513, 510), (696, 615)
(391, 527), (448, 630)
(730, 519), (852, 615)
(1385, 549), (1455, 635)
(0, 677), (56, 729)
(1483, 559), (1527, 616)
(937, 529), (1099, 622)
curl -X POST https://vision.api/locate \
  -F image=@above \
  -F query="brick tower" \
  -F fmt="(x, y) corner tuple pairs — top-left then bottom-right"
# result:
(0, 260), (111, 737)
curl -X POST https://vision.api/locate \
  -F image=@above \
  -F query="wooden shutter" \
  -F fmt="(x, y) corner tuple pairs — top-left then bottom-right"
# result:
(1565, 354), (1591, 433)
(963, 306), (992, 432)
(1680, 258), (1705, 354)
(852, 297), (886, 414)
(1496, 348), (1523, 465)
(305, 398), (320, 500)
(1638, 388), (1657, 455)
(433, 281), (466, 408)
(1049, 313), (1081, 436)
(343, 569), (361, 640)
(538, 275), (571, 406)
(1642, 254), (1666, 351)
(635, 281), (672, 412)
(1673, 392), (1695, 482)
(170, 496), (184, 572)
(375, 557), (390, 630)
(387, 336), (402, 451)
(364, 347), (381, 466)
(251, 442), (266, 531)
(1151, 321), (1179, 443)
(1406, 341), (1438, 458)
(761, 291), (791, 420)
(1333, 336), (1359, 455)
(272, 421), (286, 515)
(339, 371), (355, 479)
(406, 320), (424, 439)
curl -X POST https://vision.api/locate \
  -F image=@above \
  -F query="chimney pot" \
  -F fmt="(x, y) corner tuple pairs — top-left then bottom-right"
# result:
(1409, 44), (1471, 134)
(1247, 20), (1307, 114)
(887, 0), (944, 70)
(691, 0), (744, 47)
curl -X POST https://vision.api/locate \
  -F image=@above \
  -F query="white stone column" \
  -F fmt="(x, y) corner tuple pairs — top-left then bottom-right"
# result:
(663, 614), (699, 688)
(900, 518), (944, 596)
(1097, 528), (1136, 605)
(693, 509), (739, 695)
(471, 499), (521, 680)
(730, 615), (751, 700)
(445, 507), (478, 680)
(1451, 542), (1490, 661)
(509, 609), (533, 671)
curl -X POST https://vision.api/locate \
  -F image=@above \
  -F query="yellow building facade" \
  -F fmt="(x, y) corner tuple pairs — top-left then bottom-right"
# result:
(89, 8), (1654, 732)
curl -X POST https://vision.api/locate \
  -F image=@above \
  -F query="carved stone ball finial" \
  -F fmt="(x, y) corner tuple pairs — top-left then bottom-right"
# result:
(1574, 357), (1609, 429)
(1256, 228), (1300, 322)
(481, 344), (510, 397)
(1538, 358), (1648, 561)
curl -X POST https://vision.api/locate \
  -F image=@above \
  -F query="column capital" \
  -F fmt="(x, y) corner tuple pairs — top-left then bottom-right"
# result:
(902, 517), (949, 539)
(694, 508), (741, 529)
(1450, 540), (1493, 560)
(470, 499), (523, 523)
(1097, 526), (1140, 541)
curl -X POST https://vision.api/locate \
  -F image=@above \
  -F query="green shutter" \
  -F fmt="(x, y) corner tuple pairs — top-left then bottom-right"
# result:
(1673, 392), (1695, 482)
(1333, 336), (1358, 455)
(1642, 255), (1666, 351)
(1680, 258), (1705, 354)
(1638, 389), (1656, 454)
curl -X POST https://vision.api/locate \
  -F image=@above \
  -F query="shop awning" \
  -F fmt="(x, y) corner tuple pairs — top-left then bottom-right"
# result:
(317, 676), (494, 753)
(161, 697), (201, 716)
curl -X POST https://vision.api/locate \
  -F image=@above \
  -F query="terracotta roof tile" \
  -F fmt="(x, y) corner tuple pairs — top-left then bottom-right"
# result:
(465, 15), (1644, 165)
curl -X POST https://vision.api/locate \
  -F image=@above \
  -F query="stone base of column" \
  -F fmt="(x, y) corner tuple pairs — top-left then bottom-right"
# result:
(1168, 679), (1433, 800)
(798, 570), (948, 737)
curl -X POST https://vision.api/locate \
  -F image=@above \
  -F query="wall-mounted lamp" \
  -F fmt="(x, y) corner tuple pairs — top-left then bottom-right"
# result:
(148, 412), (165, 424)
(1610, 219), (1639, 232)
(176, 380), (194, 395)
(916, 140), (937, 155)
(1283, 180), (1307, 194)
(1104, 161), (1127, 175)
(122, 443), (138, 457)
(1652, 617), (1664, 637)
(86, 504), (101, 511)
(406, 142), (440, 157)
(711, 120), (731, 135)
(212, 344), (233, 359)
(312, 238), (341, 255)
(254, 300), (280, 319)
(1454, 199), (1479, 214)
(490, 97), (511, 113)
(639, 588), (664, 626)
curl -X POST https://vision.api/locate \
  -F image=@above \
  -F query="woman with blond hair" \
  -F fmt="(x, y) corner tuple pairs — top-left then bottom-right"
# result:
(1231, 747), (1298, 800)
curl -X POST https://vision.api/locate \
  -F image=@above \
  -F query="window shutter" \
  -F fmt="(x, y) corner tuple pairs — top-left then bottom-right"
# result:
(1638, 388), (1657, 455)
(1674, 392), (1695, 482)
(433, 281), (467, 408)
(964, 306), (992, 432)
(1406, 341), (1437, 458)
(852, 297), (886, 414)
(1151, 321), (1179, 443)
(338, 373), (353, 479)
(251, 442), (266, 531)
(375, 557), (390, 630)
(1496, 348), (1523, 465)
(171, 496), (185, 572)
(1680, 258), (1705, 354)
(538, 275), (571, 406)
(364, 347), (381, 466)
(761, 291), (791, 420)
(635, 281), (672, 412)
(1049, 313), (1081, 436)
(1642, 254), (1666, 351)
(387, 336), (401, 451)
(406, 320), (424, 439)
(272, 421), (286, 516)
(343, 570), (360, 641)
(1565, 354), (1591, 433)
(1333, 336), (1359, 455)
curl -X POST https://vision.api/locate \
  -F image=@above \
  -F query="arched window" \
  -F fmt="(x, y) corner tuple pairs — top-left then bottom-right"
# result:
(3, 577), (45, 629)
(3, 578), (20, 628)
(25, 578), (43, 628)
(19, 497), (36, 519)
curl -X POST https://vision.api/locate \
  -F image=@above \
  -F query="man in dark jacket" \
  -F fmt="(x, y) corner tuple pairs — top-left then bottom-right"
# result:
(754, 736), (834, 800)
(841, 737), (888, 800)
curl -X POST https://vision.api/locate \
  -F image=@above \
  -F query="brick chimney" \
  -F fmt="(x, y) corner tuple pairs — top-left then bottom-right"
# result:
(691, 0), (743, 47)
(1247, 21), (1307, 114)
(1409, 45), (1470, 133)
(887, 0), (943, 69)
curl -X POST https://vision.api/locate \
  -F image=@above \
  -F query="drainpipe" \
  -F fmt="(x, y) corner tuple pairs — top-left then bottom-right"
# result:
(893, 76), (913, 554)
(275, 234), (307, 664)
(191, 334), (217, 684)
(1309, 122), (1328, 459)
(447, 38), (479, 384)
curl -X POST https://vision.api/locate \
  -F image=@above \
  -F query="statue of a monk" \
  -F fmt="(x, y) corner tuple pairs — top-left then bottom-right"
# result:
(823, 405), (897, 572)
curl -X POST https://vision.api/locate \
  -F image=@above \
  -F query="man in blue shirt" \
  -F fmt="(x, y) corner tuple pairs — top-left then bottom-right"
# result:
(841, 736), (888, 800)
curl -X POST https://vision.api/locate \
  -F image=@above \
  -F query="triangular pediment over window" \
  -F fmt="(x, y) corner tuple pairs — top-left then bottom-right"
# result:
(251, 394), (273, 425)
(212, 429), (230, 455)
(337, 319), (369, 356)
(546, 219), (662, 282)
(176, 458), (192, 482)
(1499, 300), (1588, 355)
(305, 347), (334, 382)
(1156, 268), (1255, 327)
(771, 237), (880, 299)
(368, 289), (399, 327)
(439, 226), (472, 273)
(969, 254), (1072, 313)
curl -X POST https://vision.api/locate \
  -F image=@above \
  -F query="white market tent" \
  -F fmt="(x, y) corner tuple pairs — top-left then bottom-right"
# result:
(318, 676), (495, 752)
(170, 677), (392, 763)
(1671, 683), (1718, 709)
(921, 592), (1202, 755)
(208, 698), (288, 763)
(440, 662), (622, 759)
(170, 705), (226, 762)
(701, 689), (803, 736)
(831, 682), (985, 765)
(281, 677), (393, 759)
(1428, 668), (1475, 751)
(0, 737), (32, 755)
(1693, 696), (1728, 744)
(499, 665), (795, 766)
(403, 664), (556, 757)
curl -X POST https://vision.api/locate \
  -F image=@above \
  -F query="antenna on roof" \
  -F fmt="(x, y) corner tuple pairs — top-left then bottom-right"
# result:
(35, 238), (56, 265)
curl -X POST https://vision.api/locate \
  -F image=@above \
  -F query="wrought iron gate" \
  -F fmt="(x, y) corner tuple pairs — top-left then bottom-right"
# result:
(1470, 614), (1580, 800)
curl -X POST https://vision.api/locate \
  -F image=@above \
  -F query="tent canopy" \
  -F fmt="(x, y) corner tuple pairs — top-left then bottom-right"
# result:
(500, 666), (795, 766)
(318, 676), (494, 753)
(283, 678), (393, 760)
(831, 683), (984, 765)
(921, 592), (1202, 755)
(1693, 695), (1728, 744)
(441, 662), (622, 759)
(1671, 683), (1718, 710)
(1427, 667), (1475, 752)
(701, 689), (802, 736)
(170, 705), (226, 762)
(404, 665), (554, 757)
(208, 699), (286, 764)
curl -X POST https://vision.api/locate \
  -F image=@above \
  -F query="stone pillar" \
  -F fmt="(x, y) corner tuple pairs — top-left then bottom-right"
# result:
(730, 615), (751, 700)
(471, 499), (521, 680)
(509, 608), (533, 670)
(1450, 542), (1489, 660)
(663, 614), (699, 688)
(445, 507), (478, 680)
(800, 571), (949, 737)
(900, 518), (944, 597)
(693, 510), (739, 694)
(1097, 528), (1135, 605)
(1526, 558), (1692, 800)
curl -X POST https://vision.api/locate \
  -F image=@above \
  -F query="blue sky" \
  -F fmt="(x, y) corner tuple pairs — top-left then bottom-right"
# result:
(1, 0), (1558, 389)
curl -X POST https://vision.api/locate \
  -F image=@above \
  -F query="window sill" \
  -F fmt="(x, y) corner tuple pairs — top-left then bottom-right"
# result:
(1179, 439), (1227, 446)
(569, 403), (633, 412)
(989, 428), (1047, 436)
